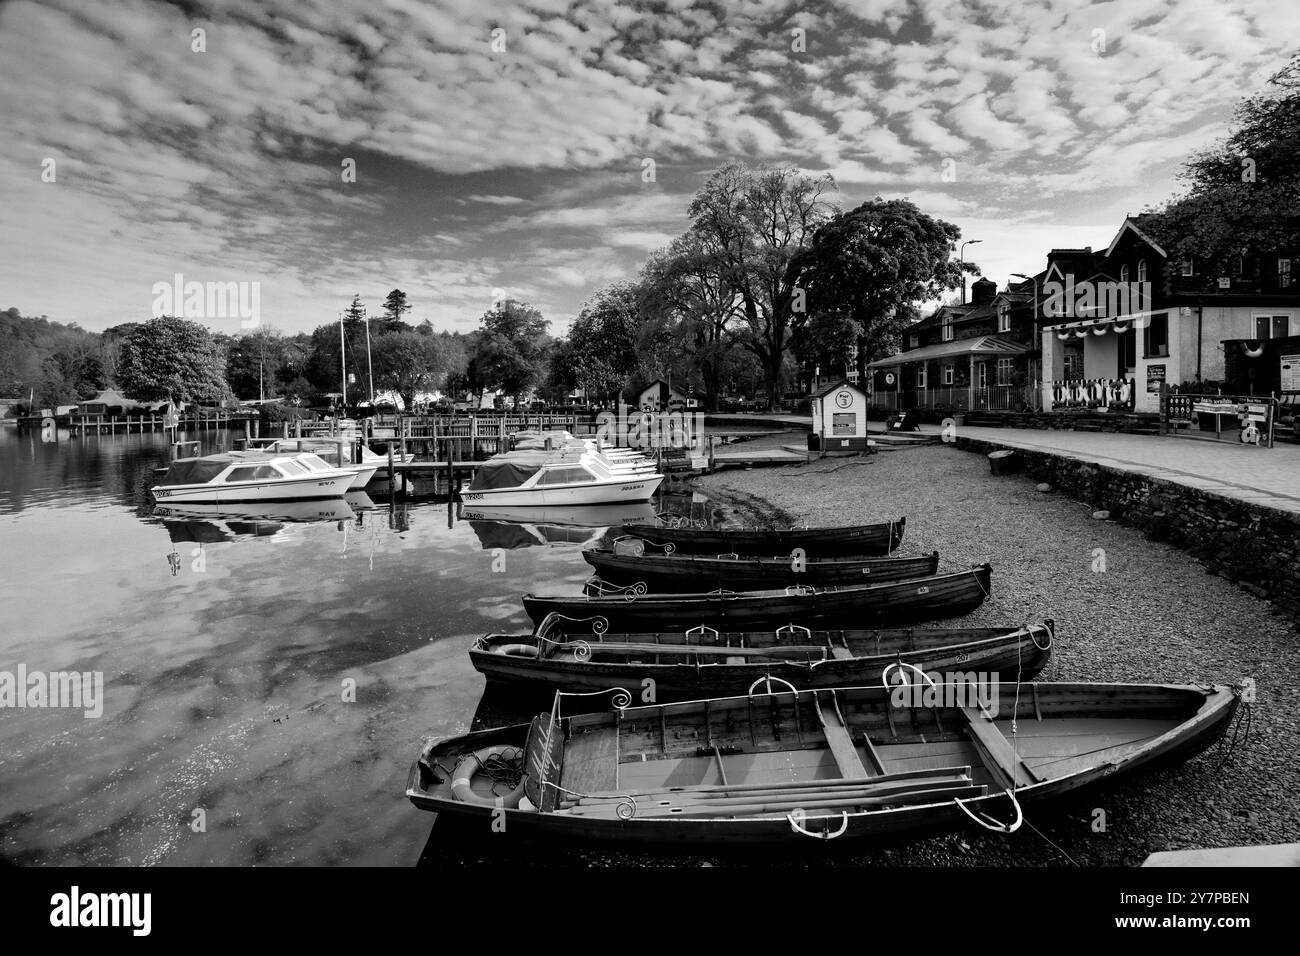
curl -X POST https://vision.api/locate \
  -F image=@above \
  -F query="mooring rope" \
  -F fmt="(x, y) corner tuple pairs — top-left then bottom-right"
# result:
(1215, 701), (1253, 769)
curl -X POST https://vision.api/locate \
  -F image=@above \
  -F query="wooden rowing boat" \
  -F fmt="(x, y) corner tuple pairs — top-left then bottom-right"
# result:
(522, 564), (992, 630)
(470, 614), (1054, 699)
(619, 516), (905, 557)
(407, 681), (1241, 845)
(583, 546), (940, 591)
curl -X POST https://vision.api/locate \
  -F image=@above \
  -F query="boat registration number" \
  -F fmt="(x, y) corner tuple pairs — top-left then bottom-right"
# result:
(619, 484), (643, 491)
(916, 586), (930, 594)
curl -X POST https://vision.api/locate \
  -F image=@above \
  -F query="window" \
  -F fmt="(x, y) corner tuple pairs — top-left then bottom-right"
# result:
(997, 303), (1011, 333)
(538, 466), (592, 486)
(1144, 312), (1169, 358)
(909, 334), (919, 349)
(1181, 259), (1195, 277)
(942, 364), (954, 386)
(225, 465), (279, 483)
(1280, 258), (1293, 289)
(996, 358), (1014, 386)
(942, 323), (953, 342)
(277, 460), (308, 475)
(831, 413), (856, 436)
(1120, 264), (1130, 283)
(1137, 259), (1148, 283)
(1254, 315), (1290, 339)
(976, 363), (987, 388)
(916, 366), (928, 389)
(1119, 328), (1137, 371)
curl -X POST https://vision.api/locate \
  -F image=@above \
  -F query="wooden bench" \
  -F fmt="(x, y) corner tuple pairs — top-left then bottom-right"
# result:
(815, 691), (871, 780)
(960, 707), (1040, 789)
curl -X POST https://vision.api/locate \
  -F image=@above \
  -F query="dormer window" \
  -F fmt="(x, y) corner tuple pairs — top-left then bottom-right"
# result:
(909, 334), (919, 349)
(1280, 258), (1293, 289)
(942, 322), (953, 342)
(997, 302), (1011, 333)
(1120, 264), (1130, 283)
(1181, 259), (1195, 277)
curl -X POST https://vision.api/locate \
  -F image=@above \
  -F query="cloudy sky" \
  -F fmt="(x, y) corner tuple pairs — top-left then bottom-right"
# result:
(1, 0), (1295, 336)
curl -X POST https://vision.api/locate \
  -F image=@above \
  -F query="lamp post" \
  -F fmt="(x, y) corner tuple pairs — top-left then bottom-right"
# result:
(959, 239), (982, 304)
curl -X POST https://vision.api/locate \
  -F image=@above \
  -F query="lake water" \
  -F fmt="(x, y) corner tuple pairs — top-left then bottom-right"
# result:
(0, 425), (671, 866)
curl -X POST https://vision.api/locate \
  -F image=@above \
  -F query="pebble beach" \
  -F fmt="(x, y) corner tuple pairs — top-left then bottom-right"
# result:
(686, 443), (1299, 866)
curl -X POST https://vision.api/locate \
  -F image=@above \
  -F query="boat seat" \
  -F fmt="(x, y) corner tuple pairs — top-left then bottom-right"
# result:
(959, 707), (1040, 789)
(815, 692), (871, 780)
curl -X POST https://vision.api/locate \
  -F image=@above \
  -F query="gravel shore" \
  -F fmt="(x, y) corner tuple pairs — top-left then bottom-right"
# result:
(685, 444), (1299, 866)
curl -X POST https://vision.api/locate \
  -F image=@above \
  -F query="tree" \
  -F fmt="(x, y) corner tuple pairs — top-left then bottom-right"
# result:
(1146, 49), (1300, 271)
(474, 300), (549, 407)
(639, 231), (743, 411)
(224, 328), (287, 400)
(117, 316), (229, 404)
(791, 198), (966, 381)
(377, 289), (412, 334)
(371, 328), (466, 412)
(791, 311), (859, 390)
(687, 163), (837, 410)
(562, 284), (642, 405)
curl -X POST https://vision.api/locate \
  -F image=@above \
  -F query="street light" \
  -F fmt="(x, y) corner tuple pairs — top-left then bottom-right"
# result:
(959, 240), (982, 304)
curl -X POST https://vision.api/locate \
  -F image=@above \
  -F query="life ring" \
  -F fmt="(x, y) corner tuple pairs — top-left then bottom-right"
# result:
(1241, 422), (1260, 445)
(490, 643), (538, 658)
(452, 745), (527, 807)
(1242, 341), (1265, 359)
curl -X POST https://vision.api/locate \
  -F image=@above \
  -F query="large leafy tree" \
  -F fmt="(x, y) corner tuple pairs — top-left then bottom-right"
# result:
(562, 283), (642, 405)
(1146, 50), (1300, 273)
(638, 231), (742, 411)
(687, 163), (837, 410)
(117, 316), (229, 404)
(473, 300), (549, 406)
(371, 326), (466, 412)
(791, 198), (966, 381)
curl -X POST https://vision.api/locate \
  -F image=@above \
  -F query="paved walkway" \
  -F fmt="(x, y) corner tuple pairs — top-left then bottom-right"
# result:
(912, 424), (1300, 514)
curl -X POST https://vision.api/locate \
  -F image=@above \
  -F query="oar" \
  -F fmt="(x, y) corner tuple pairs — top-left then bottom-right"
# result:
(568, 773), (971, 808)
(575, 765), (972, 800)
(564, 779), (977, 816)
(568, 784), (987, 819)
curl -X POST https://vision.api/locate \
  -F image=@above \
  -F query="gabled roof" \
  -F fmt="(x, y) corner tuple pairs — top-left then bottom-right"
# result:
(79, 387), (140, 408)
(1105, 217), (1168, 259)
(867, 335), (1030, 368)
(811, 378), (867, 400)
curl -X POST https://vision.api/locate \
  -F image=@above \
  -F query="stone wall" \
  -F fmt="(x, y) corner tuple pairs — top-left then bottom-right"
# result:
(953, 436), (1300, 626)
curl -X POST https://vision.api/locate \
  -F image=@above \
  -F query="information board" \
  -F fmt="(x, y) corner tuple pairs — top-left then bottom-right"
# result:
(1281, 355), (1300, 393)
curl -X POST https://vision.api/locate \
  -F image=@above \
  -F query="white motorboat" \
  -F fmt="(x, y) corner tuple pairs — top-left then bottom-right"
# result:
(459, 451), (663, 506)
(278, 451), (378, 490)
(248, 437), (410, 479)
(151, 452), (355, 503)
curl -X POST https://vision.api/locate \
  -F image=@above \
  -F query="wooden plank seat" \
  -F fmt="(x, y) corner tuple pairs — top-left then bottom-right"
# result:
(959, 707), (1041, 789)
(815, 691), (871, 780)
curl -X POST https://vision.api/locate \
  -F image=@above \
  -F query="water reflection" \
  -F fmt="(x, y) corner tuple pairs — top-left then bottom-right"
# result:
(0, 425), (681, 866)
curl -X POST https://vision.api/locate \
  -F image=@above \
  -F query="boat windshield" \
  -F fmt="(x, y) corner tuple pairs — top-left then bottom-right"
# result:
(536, 465), (595, 486)
(584, 458), (613, 480)
(297, 454), (334, 471)
(276, 460), (309, 476)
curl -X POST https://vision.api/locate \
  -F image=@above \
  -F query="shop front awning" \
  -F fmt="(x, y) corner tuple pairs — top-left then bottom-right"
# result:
(867, 335), (1030, 369)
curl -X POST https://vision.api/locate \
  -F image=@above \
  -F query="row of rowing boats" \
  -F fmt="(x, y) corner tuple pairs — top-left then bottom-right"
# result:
(407, 515), (1244, 848)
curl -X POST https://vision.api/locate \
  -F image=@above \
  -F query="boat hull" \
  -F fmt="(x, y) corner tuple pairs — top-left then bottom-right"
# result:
(151, 473), (354, 503)
(583, 549), (940, 591)
(620, 517), (905, 557)
(407, 681), (1240, 846)
(459, 474), (664, 506)
(523, 564), (992, 629)
(470, 623), (1054, 699)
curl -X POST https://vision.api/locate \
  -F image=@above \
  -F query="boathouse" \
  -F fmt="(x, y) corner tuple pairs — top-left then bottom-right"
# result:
(810, 379), (869, 453)
(77, 387), (143, 417)
(636, 379), (686, 413)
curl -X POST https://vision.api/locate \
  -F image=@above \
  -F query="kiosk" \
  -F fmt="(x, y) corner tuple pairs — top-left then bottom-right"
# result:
(810, 379), (870, 454)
